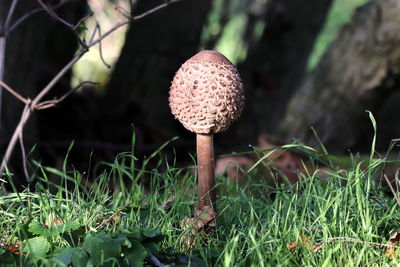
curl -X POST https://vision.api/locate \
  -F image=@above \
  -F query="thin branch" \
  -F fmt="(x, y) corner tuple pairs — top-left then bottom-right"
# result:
(319, 237), (400, 249)
(31, 52), (83, 108)
(71, 13), (93, 31)
(88, 20), (130, 47)
(37, 0), (74, 28)
(8, 0), (71, 35)
(88, 0), (182, 47)
(0, 0), (183, 175)
(384, 174), (400, 207)
(133, 0), (179, 21)
(0, 80), (29, 105)
(96, 24), (111, 68)
(4, 0), (19, 34)
(1, 106), (31, 173)
(0, 37), (6, 133)
(89, 22), (99, 44)
(72, 13), (94, 49)
(36, 0), (91, 48)
(34, 81), (98, 110)
(115, 6), (131, 20)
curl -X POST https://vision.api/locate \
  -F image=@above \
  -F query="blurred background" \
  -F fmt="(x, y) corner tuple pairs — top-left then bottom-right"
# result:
(2, 0), (400, 186)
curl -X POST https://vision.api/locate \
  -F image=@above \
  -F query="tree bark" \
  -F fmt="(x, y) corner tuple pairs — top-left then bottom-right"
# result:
(277, 0), (400, 152)
(238, 0), (332, 139)
(103, 0), (211, 144)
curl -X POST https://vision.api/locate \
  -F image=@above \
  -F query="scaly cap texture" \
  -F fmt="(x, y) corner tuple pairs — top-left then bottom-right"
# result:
(169, 50), (245, 134)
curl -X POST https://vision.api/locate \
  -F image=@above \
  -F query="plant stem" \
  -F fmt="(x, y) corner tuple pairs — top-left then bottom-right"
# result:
(0, 36), (6, 131)
(196, 133), (216, 212)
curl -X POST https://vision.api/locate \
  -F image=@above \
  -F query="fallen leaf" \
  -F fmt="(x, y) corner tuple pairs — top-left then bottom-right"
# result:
(286, 242), (297, 252)
(389, 232), (400, 244)
(286, 235), (318, 252)
(385, 232), (400, 259)
(386, 247), (397, 259)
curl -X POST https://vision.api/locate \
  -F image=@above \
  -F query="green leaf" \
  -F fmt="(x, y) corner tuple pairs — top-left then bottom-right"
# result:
(16, 218), (34, 241)
(52, 247), (77, 266)
(82, 234), (123, 265)
(77, 23), (88, 33)
(28, 219), (80, 238)
(124, 240), (147, 267)
(21, 237), (50, 258)
(52, 247), (90, 267)
(62, 225), (86, 246)
(176, 255), (207, 267)
(0, 248), (16, 265)
(71, 248), (90, 267)
(141, 228), (162, 239)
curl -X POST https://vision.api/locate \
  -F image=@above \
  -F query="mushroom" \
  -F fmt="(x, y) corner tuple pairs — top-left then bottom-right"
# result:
(169, 50), (245, 222)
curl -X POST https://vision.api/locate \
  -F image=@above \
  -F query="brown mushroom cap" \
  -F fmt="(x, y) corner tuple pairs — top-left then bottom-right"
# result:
(169, 50), (245, 134)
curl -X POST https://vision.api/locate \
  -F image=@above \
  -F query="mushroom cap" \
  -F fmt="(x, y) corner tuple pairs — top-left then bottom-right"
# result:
(169, 50), (245, 134)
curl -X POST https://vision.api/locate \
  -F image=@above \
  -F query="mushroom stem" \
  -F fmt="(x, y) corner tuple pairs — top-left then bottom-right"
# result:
(196, 133), (216, 212)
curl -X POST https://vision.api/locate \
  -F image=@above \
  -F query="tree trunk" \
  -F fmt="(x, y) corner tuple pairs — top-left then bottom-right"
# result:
(103, 0), (211, 145)
(277, 0), (400, 152)
(238, 0), (332, 140)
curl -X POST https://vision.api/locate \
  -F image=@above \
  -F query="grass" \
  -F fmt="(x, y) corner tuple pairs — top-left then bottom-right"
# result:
(1, 132), (400, 266)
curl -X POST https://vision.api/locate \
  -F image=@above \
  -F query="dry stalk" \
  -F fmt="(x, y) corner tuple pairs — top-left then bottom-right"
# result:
(316, 237), (400, 250)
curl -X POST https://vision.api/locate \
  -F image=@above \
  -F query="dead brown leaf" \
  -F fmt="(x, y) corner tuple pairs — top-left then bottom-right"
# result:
(385, 247), (397, 259)
(286, 235), (319, 252)
(389, 232), (400, 244)
(286, 241), (298, 252)
(385, 232), (400, 259)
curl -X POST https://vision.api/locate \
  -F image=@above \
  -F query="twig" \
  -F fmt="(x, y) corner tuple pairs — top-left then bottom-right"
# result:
(88, 0), (182, 47)
(89, 22), (99, 44)
(0, 38), (6, 133)
(88, 20), (130, 48)
(384, 174), (400, 207)
(7, 0), (71, 35)
(115, 6), (132, 20)
(72, 13), (94, 49)
(71, 13), (93, 31)
(34, 81), (98, 110)
(32, 52), (83, 108)
(4, 0), (19, 34)
(1, 106), (31, 174)
(0, 0), (19, 135)
(37, 0), (90, 48)
(37, 0), (74, 28)
(94, 24), (111, 68)
(317, 237), (400, 249)
(0, 80), (29, 105)
(0, 0), (183, 176)
(0, 52), (82, 174)
(395, 169), (400, 202)
(95, 201), (132, 230)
